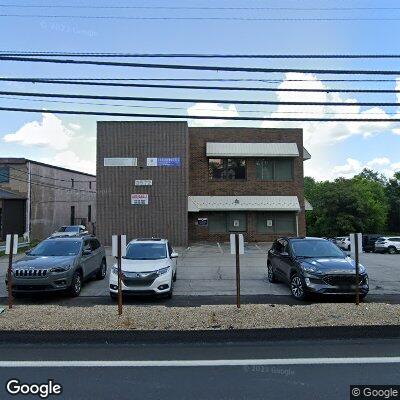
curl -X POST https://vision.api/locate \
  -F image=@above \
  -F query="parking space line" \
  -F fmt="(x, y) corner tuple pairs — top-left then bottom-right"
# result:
(217, 242), (223, 254)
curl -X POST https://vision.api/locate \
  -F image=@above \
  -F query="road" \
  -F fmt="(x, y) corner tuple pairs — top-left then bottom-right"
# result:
(1, 337), (400, 399)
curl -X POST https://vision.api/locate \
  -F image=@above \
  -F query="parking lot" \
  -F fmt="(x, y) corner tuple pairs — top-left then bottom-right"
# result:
(0, 242), (399, 301)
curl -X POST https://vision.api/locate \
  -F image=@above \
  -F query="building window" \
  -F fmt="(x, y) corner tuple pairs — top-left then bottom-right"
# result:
(71, 178), (75, 188)
(88, 205), (92, 222)
(0, 165), (10, 183)
(256, 159), (294, 181)
(256, 213), (296, 234)
(208, 158), (246, 180)
(89, 181), (92, 190)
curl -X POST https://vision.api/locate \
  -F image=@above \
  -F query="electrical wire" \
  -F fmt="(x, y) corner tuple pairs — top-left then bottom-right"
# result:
(1, 77), (400, 94)
(3, 56), (400, 75)
(0, 105), (398, 122)
(1, 89), (400, 107)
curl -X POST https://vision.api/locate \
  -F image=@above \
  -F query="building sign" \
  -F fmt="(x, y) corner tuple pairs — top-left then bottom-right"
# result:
(104, 157), (137, 167)
(267, 219), (273, 227)
(146, 157), (181, 167)
(233, 219), (240, 227)
(135, 179), (152, 186)
(197, 218), (208, 226)
(131, 194), (149, 205)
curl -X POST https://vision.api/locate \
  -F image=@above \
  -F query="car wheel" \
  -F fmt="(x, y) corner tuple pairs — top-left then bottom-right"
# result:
(167, 278), (174, 299)
(267, 263), (277, 283)
(388, 246), (397, 255)
(69, 271), (82, 297)
(290, 274), (307, 300)
(347, 245), (351, 251)
(96, 259), (107, 280)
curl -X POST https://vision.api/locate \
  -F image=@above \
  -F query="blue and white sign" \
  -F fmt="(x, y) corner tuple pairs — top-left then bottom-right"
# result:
(147, 157), (181, 167)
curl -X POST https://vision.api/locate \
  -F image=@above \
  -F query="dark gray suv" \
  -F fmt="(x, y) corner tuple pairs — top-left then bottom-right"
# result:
(6, 235), (107, 297)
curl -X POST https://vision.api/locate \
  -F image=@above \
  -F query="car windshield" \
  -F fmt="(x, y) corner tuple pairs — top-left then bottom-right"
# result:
(125, 243), (167, 260)
(291, 240), (344, 258)
(29, 240), (81, 256)
(59, 226), (79, 232)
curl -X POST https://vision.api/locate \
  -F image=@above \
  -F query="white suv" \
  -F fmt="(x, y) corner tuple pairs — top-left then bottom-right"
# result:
(109, 238), (178, 298)
(374, 237), (400, 254)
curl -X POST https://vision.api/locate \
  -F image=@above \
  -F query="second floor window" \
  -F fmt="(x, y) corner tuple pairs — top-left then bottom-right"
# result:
(209, 158), (246, 180)
(256, 158), (294, 181)
(0, 165), (10, 183)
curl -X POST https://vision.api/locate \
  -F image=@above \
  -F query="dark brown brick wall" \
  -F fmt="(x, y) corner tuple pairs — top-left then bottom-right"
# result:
(188, 127), (306, 242)
(97, 122), (189, 246)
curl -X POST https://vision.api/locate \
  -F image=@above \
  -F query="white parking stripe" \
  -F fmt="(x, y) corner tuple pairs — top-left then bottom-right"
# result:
(1, 357), (400, 368)
(217, 242), (223, 253)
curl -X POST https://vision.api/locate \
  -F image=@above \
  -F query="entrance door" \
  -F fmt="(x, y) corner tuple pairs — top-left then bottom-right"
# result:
(228, 212), (246, 232)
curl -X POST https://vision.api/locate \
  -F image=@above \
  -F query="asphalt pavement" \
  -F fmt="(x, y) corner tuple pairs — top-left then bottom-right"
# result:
(1, 242), (399, 304)
(1, 336), (400, 399)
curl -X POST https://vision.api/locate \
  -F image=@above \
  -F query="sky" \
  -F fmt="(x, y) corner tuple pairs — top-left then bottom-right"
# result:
(0, 0), (400, 180)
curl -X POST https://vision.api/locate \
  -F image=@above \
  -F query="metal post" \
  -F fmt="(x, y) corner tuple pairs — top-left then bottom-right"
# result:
(355, 234), (360, 306)
(7, 234), (14, 309)
(117, 234), (123, 315)
(235, 234), (241, 309)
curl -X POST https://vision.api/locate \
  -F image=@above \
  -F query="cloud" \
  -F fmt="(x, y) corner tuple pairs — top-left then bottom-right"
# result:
(40, 151), (95, 175)
(262, 73), (395, 146)
(3, 113), (74, 150)
(331, 157), (400, 180)
(187, 103), (239, 126)
(68, 123), (81, 130)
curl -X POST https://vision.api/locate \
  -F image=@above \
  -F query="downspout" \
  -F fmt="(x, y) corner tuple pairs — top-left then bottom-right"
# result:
(296, 213), (299, 237)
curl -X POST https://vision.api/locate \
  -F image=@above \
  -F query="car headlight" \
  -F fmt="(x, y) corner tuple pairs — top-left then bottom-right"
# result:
(157, 266), (171, 276)
(301, 263), (318, 273)
(358, 264), (366, 274)
(49, 265), (71, 273)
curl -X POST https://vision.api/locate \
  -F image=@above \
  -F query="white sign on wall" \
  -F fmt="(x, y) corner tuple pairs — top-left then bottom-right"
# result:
(233, 220), (240, 227)
(266, 219), (273, 227)
(135, 180), (152, 186)
(112, 235), (127, 257)
(230, 234), (244, 255)
(146, 158), (158, 166)
(104, 158), (137, 167)
(131, 193), (149, 205)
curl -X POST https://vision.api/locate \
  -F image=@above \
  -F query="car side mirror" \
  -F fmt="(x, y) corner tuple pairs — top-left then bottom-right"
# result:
(82, 249), (91, 256)
(171, 252), (179, 258)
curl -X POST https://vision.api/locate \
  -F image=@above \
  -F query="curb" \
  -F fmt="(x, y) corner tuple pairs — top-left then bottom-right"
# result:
(0, 325), (399, 344)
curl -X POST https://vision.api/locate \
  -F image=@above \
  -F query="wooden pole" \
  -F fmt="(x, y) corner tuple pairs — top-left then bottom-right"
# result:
(235, 234), (241, 309)
(7, 234), (14, 309)
(117, 234), (123, 315)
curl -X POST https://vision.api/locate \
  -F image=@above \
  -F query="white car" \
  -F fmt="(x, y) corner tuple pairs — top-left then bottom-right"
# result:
(109, 238), (178, 299)
(337, 237), (351, 251)
(374, 237), (400, 254)
(50, 225), (88, 238)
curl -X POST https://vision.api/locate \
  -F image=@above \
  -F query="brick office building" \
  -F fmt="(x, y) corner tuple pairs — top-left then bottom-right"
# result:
(97, 122), (311, 246)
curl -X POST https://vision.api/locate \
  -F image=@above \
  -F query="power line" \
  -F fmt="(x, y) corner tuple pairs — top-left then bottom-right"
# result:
(1, 89), (399, 107)
(2, 14), (400, 21)
(7, 165), (95, 183)
(0, 170), (96, 193)
(0, 105), (399, 122)
(2, 5), (400, 10)
(4, 52), (400, 59)
(0, 95), (396, 116)
(1, 77), (400, 94)
(3, 95), (399, 116)
(2, 76), (399, 83)
(3, 55), (400, 75)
